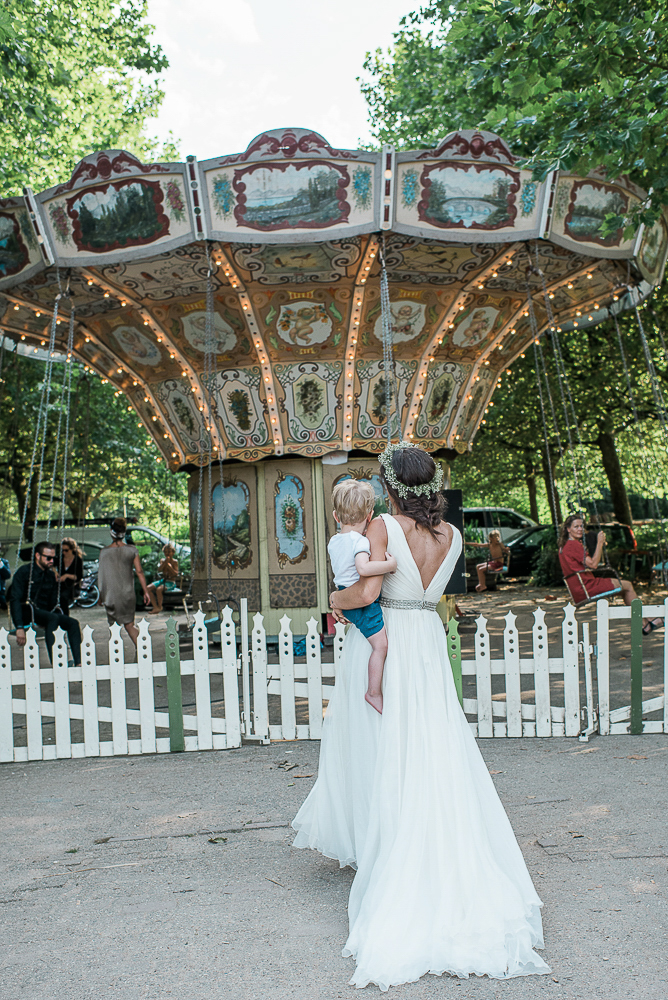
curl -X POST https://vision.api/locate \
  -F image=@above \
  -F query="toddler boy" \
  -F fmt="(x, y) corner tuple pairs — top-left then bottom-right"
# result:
(328, 480), (396, 714)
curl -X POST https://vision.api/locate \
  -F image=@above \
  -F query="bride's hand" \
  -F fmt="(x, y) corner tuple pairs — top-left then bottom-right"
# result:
(329, 592), (350, 625)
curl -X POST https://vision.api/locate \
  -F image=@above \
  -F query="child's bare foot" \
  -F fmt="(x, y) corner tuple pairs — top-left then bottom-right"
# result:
(365, 691), (383, 714)
(475, 584), (486, 593)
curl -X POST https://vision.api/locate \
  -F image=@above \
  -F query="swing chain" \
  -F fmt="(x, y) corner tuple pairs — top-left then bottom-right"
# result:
(379, 236), (397, 444)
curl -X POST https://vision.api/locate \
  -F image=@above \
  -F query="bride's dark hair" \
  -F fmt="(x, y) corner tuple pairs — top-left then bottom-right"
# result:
(379, 447), (447, 538)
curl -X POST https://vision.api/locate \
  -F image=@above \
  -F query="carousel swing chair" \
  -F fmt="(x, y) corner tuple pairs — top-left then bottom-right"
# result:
(8, 273), (77, 646)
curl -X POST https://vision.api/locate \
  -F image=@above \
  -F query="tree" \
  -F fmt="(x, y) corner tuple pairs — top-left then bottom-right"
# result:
(0, 349), (189, 536)
(0, 0), (177, 198)
(361, 1), (668, 231)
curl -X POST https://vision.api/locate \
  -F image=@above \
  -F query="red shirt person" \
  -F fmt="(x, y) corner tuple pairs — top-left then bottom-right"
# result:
(558, 514), (661, 634)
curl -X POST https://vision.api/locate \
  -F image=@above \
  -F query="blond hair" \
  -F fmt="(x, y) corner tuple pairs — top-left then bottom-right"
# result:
(332, 479), (375, 525)
(488, 529), (501, 542)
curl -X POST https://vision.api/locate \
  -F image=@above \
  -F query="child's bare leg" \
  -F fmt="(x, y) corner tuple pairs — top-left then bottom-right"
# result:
(476, 562), (488, 593)
(365, 627), (387, 714)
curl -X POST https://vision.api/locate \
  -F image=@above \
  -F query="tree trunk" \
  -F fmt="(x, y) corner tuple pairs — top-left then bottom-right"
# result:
(541, 450), (562, 525)
(523, 451), (540, 522)
(596, 430), (633, 526)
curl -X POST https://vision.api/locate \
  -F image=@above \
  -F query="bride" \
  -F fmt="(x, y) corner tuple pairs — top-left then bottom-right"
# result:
(292, 442), (550, 990)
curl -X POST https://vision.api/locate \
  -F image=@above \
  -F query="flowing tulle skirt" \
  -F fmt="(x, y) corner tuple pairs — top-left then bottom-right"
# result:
(293, 610), (550, 990)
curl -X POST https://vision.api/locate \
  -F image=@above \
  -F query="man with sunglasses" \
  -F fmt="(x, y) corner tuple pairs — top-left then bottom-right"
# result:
(9, 541), (81, 667)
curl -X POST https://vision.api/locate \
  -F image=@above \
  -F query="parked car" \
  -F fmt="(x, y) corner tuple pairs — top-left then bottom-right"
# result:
(506, 526), (555, 578)
(464, 507), (537, 543)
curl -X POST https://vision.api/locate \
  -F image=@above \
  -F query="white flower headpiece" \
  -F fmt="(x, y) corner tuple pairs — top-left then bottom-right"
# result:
(378, 441), (444, 499)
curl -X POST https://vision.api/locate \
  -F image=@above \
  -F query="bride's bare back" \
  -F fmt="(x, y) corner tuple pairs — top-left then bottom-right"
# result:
(391, 514), (453, 591)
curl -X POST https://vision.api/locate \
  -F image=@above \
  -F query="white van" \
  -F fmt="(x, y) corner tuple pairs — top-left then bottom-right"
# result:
(463, 507), (537, 542)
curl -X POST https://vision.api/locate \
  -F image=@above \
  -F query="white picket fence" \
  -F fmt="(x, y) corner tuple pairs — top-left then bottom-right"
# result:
(596, 597), (668, 735)
(461, 605), (583, 738)
(0, 601), (595, 763)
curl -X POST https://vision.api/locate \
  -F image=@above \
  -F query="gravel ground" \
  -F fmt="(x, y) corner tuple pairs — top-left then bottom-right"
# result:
(2, 734), (668, 1000)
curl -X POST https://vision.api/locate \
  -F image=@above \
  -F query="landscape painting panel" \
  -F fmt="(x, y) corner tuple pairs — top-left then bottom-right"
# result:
(236, 162), (347, 230)
(68, 180), (169, 252)
(212, 481), (252, 571)
(564, 182), (627, 245)
(422, 165), (517, 229)
(0, 213), (29, 278)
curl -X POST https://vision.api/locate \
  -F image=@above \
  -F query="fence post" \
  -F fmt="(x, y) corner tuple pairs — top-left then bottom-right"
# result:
(306, 617), (323, 738)
(165, 617), (184, 753)
(446, 618), (462, 707)
(251, 612), (269, 740)
(597, 599), (610, 735)
(562, 604), (580, 737)
(333, 622), (346, 674)
(279, 614), (296, 741)
(504, 610), (522, 737)
(81, 625), (99, 756)
(52, 627), (71, 758)
(630, 597), (643, 735)
(24, 626), (42, 760)
(108, 623), (128, 756)
(221, 605), (241, 748)
(475, 614), (493, 738)
(0, 627), (13, 762)
(533, 607), (551, 737)
(239, 597), (251, 736)
(137, 619), (156, 755)
(193, 609), (213, 751)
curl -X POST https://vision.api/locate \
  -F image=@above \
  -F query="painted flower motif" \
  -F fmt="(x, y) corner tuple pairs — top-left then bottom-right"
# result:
(554, 181), (571, 221)
(228, 388), (251, 430)
(212, 175), (235, 219)
(401, 169), (419, 209)
(352, 166), (372, 211)
(166, 181), (185, 222)
(49, 203), (70, 244)
(19, 211), (38, 251)
(520, 181), (537, 217)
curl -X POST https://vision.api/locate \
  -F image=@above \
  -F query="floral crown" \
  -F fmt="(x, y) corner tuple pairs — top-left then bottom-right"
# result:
(378, 441), (444, 499)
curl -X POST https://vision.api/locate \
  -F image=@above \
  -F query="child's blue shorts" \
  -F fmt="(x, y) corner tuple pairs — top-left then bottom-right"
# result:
(337, 587), (384, 639)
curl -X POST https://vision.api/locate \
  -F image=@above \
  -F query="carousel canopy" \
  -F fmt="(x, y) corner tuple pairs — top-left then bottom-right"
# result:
(0, 127), (665, 471)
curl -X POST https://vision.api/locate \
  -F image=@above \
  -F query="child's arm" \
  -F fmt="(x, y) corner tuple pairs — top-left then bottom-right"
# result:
(355, 551), (397, 578)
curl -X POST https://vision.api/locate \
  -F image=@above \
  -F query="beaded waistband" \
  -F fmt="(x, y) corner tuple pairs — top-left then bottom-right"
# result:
(379, 597), (439, 612)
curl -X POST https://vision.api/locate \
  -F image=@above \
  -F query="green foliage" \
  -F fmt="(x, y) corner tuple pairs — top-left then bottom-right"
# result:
(0, 0), (178, 198)
(451, 294), (668, 524)
(0, 348), (188, 535)
(361, 0), (668, 230)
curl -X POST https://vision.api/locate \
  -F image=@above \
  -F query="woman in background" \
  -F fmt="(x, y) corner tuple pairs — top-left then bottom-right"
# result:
(56, 537), (84, 615)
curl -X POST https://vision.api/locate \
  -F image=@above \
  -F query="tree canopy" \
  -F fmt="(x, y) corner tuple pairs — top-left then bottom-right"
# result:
(0, 0), (177, 198)
(362, 0), (668, 231)
(0, 346), (188, 536)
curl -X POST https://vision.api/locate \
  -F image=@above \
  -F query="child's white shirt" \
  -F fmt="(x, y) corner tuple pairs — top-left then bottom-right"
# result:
(328, 530), (370, 588)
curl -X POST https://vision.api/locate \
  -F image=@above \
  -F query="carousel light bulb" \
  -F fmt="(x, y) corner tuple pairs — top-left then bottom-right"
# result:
(520, 353), (525, 358)
(117, 367), (122, 373)
(13, 304), (19, 310)
(143, 319), (149, 325)
(85, 337), (90, 342)
(264, 376), (269, 382)
(121, 300), (126, 306)
(492, 271), (498, 277)
(36, 311), (41, 317)
(594, 303), (600, 309)
(567, 282), (573, 289)
(20, 335), (25, 340)
(613, 294), (619, 301)
(587, 273), (593, 279)
(133, 380), (138, 386)
(347, 394), (352, 400)
(478, 284), (484, 290)
(549, 292), (555, 299)
(103, 291), (109, 298)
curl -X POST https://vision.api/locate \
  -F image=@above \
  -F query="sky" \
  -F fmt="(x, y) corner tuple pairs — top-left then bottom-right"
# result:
(146, 0), (417, 161)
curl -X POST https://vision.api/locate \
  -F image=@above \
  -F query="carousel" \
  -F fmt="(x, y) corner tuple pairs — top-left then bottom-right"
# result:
(1, 127), (666, 632)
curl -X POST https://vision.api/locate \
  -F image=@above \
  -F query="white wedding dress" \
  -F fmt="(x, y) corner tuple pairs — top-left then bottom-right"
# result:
(292, 514), (550, 990)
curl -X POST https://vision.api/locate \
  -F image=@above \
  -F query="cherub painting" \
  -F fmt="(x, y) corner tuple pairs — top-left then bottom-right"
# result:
(277, 301), (332, 346)
(453, 307), (498, 348)
(182, 309), (237, 354)
(373, 300), (426, 344)
(111, 326), (161, 366)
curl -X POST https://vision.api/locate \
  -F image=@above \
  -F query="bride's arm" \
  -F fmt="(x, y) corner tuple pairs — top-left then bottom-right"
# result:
(331, 517), (388, 611)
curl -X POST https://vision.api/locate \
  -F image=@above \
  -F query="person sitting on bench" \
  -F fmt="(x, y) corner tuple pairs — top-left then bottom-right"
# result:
(9, 541), (82, 665)
(559, 514), (662, 633)
(470, 529), (510, 593)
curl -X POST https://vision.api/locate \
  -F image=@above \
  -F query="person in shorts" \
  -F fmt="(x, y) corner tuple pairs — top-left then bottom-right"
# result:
(328, 480), (396, 714)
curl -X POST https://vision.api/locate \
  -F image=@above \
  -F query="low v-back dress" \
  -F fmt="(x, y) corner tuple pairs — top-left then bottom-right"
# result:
(292, 514), (550, 990)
